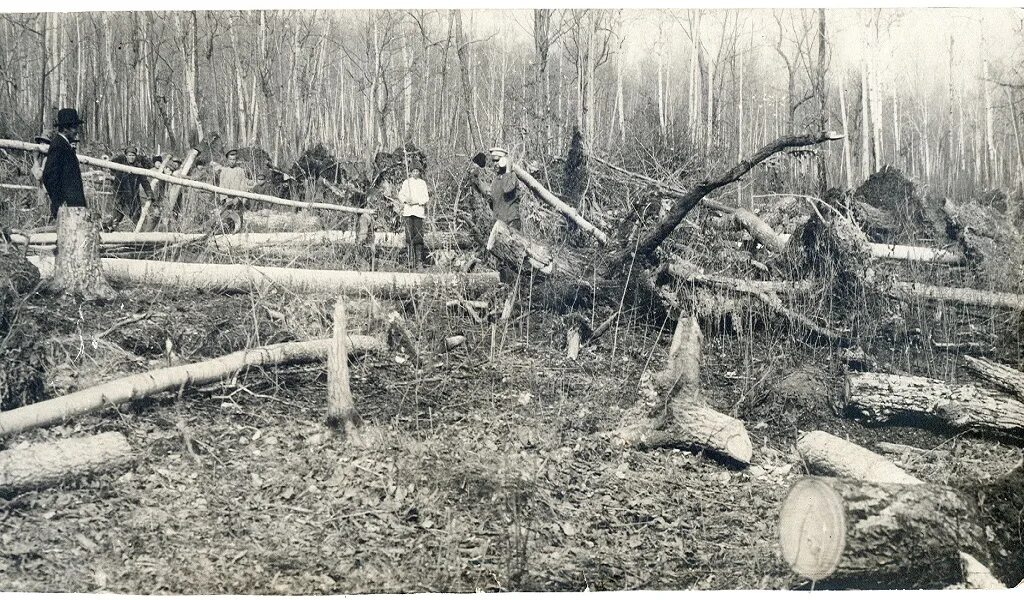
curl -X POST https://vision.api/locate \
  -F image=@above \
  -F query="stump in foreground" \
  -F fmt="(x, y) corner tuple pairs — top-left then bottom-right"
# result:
(47, 206), (115, 299)
(326, 298), (362, 439)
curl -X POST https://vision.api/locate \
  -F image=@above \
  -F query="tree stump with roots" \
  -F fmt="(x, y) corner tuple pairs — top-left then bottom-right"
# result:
(47, 206), (116, 299)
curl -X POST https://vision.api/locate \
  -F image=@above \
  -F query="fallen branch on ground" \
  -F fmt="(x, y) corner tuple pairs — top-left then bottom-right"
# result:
(964, 356), (1024, 401)
(28, 256), (500, 297)
(511, 162), (609, 246)
(795, 430), (923, 484)
(13, 230), (473, 251)
(0, 432), (134, 496)
(0, 336), (384, 439)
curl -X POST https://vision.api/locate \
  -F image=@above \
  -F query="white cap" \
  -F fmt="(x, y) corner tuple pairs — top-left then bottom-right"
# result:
(497, 157), (508, 168)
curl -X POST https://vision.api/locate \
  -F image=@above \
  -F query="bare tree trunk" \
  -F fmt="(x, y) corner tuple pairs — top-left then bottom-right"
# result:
(453, 10), (479, 150)
(326, 298), (361, 437)
(47, 206), (116, 300)
(839, 78), (855, 189)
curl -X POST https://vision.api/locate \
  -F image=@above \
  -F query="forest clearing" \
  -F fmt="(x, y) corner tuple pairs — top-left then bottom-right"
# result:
(0, 6), (1023, 593)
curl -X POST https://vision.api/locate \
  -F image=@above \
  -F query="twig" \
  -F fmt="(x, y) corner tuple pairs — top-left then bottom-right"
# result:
(95, 310), (153, 340)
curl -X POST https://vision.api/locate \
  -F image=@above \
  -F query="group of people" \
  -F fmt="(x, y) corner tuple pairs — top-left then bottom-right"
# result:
(37, 106), (525, 270)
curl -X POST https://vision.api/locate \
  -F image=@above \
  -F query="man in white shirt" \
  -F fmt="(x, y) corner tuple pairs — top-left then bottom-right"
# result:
(397, 167), (429, 267)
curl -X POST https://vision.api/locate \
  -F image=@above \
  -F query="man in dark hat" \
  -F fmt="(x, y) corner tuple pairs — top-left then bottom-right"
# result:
(104, 146), (154, 230)
(40, 108), (88, 220)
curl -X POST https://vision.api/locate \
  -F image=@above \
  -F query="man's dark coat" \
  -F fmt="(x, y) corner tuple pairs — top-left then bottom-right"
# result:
(41, 133), (87, 218)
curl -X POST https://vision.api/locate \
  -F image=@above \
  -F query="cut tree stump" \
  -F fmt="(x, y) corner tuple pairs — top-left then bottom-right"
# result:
(845, 372), (1024, 436)
(964, 356), (1024, 401)
(795, 430), (923, 484)
(0, 431), (133, 496)
(779, 476), (985, 588)
(29, 256), (499, 298)
(0, 336), (384, 439)
(46, 206), (116, 299)
(487, 219), (562, 275)
(611, 316), (753, 465)
(326, 299), (362, 438)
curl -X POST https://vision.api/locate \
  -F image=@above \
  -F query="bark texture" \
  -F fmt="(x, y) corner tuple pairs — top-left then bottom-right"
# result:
(46, 206), (116, 299)
(0, 431), (133, 496)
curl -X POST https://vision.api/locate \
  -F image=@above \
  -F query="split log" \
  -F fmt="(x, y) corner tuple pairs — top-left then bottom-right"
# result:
(326, 299), (361, 437)
(845, 372), (1024, 436)
(605, 131), (843, 273)
(0, 139), (372, 215)
(0, 431), (134, 496)
(29, 256), (499, 298)
(795, 430), (923, 484)
(779, 476), (986, 587)
(164, 147), (200, 220)
(46, 206), (116, 299)
(612, 316), (753, 464)
(487, 219), (563, 275)
(0, 336), (384, 439)
(510, 162), (609, 246)
(964, 356), (1024, 401)
(14, 230), (472, 251)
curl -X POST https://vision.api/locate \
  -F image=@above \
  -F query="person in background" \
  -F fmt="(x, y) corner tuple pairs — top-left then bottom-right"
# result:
(40, 108), (88, 221)
(489, 150), (522, 230)
(105, 146), (153, 230)
(213, 149), (252, 232)
(397, 166), (430, 267)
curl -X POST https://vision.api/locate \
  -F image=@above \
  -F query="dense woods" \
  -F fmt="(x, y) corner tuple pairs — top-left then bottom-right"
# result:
(2, 8), (1023, 199)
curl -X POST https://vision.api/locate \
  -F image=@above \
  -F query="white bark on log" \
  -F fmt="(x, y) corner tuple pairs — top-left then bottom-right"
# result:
(29, 256), (500, 297)
(959, 551), (1007, 590)
(0, 139), (372, 215)
(845, 372), (1024, 435)
(0, 336), (384, 439)
(486, 219), (560, 275)
(881, 281), (1024, 311)
(47, 206), (116, 299)
(0, 183), (37, 191)
(566, 327), (581, 359)
(796, 430), (923, 484)
(964, 356), (1024, 401)
(15, 230), (472, 251)
(779, 476), (984, 587)
(165, 147), (200, 215)
(510, 162), (610, 246)
(0, 432), (134, 496)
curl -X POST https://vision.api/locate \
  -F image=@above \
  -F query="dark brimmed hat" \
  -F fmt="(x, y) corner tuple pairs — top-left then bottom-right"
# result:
(225, 149), (239, 158)
(34, 135), (51, 144)
(124, 146), (139, 155)
(53, 108), (85, 128)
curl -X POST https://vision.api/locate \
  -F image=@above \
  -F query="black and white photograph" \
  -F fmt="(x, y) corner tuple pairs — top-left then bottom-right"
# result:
(0, 1), (1022, 593)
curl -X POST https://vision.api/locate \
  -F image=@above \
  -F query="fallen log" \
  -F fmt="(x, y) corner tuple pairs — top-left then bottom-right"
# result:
(779, 476), (986, 587)
(28, 256), (500, 297)
(0, 138), (372, 215)
(0, 336), (384, 439)
(0, 431), (134, 496)
(611, 316), (753, 464)
(13, 230), (474, 251)
(164, 147), (200, 220)
(510, 162), (609, 246)
(486, 219), (563, 275)
(964, 356), (1024, 401)
(881, 281), (1024, 311)
(845, 371), (1024, 436)
(795, 430), (923, 484)
(0, 183), (36, 191)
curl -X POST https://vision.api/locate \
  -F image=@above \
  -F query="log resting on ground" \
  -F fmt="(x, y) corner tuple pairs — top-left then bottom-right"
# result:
(611, 316), (753, 464)
(845, 372), (1024, 436)
(880, 280), (1024, 311)
(0, 336), (384, 439)
(28, 256), (500, 297)
(13, 230), (474, 251)
(795, 430), (923, 484)
(964, 356), (1024, 401)
(0, 431), (133, 496)
(0, 138), (372, 215)
(779, 476), (986, 588)
(487, 220), (565, 275)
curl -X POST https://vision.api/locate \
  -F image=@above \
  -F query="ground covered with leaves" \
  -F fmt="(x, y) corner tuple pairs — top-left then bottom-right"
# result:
(1, 277), (1021, 593)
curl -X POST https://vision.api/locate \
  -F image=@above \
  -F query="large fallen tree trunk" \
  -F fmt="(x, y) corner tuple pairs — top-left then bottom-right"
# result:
(487, 219), (570, 276)
(605, 131), (843, 274)
(964, 356), (1024, 401)
(13, 230), (474, 251)
(880, 280), (1024, 312)
(0, 336), (384, 439)
(28, 256), (500, 297)
(0, 139), (372, 215)
(793, 431), (1006, 589)
(779, 476), (987, 588)
(0, 431), (134, 496)
(845, 371), (1024, 436)
(510, 162), (609, 246)
(611, 316), (753, 464)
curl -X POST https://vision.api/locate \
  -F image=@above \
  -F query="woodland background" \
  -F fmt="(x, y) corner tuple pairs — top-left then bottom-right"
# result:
(1, 8), (1023, 201)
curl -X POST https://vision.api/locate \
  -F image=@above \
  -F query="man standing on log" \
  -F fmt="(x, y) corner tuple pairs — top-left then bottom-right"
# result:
(104, 147), (153, 231)
(398, 167), (430, 267)
(490, 151), (522, 230)
(40, 109), (88, 221)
